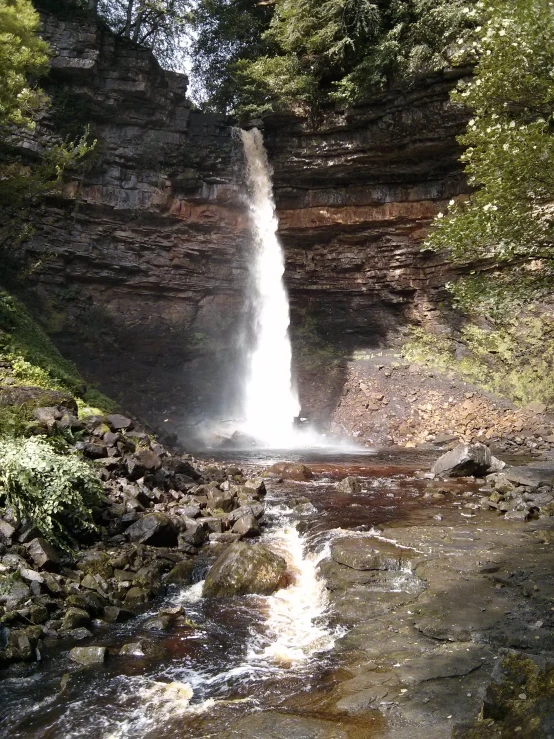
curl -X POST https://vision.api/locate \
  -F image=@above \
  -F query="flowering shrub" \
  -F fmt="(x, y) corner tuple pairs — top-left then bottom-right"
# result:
(426, 0), (554, 311)
(0, 437), (102, 550)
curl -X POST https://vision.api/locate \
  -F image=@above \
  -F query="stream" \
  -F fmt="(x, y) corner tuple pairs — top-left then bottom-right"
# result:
(0, 448), (448, 738)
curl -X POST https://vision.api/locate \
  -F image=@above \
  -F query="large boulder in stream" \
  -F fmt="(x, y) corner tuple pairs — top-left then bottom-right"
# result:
(202, 542), (287, 597)
(265, 462), (313, 481)
(431, 442), (504, 478)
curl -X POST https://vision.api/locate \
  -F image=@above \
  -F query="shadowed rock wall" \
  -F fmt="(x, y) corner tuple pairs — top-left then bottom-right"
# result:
(23, 3), (251, 438)
(264, 77), (470, 421)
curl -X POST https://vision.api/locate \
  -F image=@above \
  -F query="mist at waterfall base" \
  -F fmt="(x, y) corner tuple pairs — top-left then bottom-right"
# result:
(197, 128), (359, 452)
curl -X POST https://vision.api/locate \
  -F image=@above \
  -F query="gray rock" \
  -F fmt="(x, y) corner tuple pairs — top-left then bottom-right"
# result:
(203, 542), (287, 597)
(243, 478), (267, 497)
(232, 514), (261, 538)
(165, 560), (195, 586)
(431, 443), (493, 477)
(207, 488), (236, 512)
(106, 414), (133, 431)
(125, 513), (178, 547)
(68, 646), (107, 666)
(25, 538), (61, 569)
(336, 476), (362, 494)
(61, 607), (90, 630)
(119, 642), (145, 657)
(124, 586), (150, 608)
(0, 520), (16, 543)
(134, 448), (162, 471)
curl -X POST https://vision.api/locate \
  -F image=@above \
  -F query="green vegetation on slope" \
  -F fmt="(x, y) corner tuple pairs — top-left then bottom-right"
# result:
(0, 436), (102, 550)
(402, 306), (554, 408)
(425, 0), (554, 311)
(0, 289), (115, 421)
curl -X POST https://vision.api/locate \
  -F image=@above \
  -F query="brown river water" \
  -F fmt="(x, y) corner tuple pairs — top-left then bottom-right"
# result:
(0, 448), (476, 738)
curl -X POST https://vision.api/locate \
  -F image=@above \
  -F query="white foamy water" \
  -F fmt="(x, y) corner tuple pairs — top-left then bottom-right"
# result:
(247, 524), (338, 667)
(240, 128), (300, 447)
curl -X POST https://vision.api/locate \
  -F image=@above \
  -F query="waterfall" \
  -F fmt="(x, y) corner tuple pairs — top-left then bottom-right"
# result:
(240, 128), (300, 447)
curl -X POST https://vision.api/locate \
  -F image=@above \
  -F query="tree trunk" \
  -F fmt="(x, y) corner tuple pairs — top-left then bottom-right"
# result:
(132, 9), (145, 42)
(124, 0), (135, 38)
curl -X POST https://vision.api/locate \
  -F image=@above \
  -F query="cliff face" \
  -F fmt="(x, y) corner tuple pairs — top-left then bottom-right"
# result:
(21, 4), (469, 438)
(25, 3), (250, 437)
(264, 78), (469, 422)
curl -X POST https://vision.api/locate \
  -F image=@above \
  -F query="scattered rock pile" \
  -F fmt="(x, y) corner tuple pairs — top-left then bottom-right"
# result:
(480, 468), (554, 522)
(330, 355), (554, 452)
(0, 404), (268, 667)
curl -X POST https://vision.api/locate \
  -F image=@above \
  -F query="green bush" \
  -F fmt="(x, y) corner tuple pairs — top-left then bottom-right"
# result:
(0, 437), (102, 550)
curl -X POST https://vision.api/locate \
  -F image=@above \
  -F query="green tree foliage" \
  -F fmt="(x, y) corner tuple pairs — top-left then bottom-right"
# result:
(191, 0), (476, 115)
(97, 0), (191, 69)
(426, 0), (554, 312)
(0, 436), (102, 550)
(189, 0), (273, 112)
(0, 0), (94, 256)
(0, 0), (49, 130)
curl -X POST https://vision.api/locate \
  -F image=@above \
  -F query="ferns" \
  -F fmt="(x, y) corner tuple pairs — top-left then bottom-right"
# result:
(0, 437), (102, 550)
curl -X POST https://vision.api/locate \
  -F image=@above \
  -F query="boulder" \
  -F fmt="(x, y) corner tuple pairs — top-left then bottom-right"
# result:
(431, 443), (495, 478)
(25, 538), (61, 569)
(0, 386), (77, 413)
(61, 607), (90, 631)
(119, 642), (145, 657)
(243, 478), (267, 497)
(124, 586), (151, 608)
(266, 462), (313, 481)
(203, 542), (287, 597)
(336, 476), (362, 494)
(207, 488), (236, 512)
(106, 414), (133, 431)
(165, 560), (195, 586)
(135, 448), (162, 471)
(124, 513), (178, 547)
(68, 646), (107, 666)
(232, 514), (261, 538)
(0, 520), (16, 543)
(33, 407), (58, 431)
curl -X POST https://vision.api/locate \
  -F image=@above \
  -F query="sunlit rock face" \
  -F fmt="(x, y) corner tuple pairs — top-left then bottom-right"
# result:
(264, 76), (470, 422)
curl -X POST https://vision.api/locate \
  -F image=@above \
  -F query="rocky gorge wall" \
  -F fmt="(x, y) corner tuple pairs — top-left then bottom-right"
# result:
(265, 80), (470, 423)
(19, 3), (471, 439)
(22, 2), (251, 440)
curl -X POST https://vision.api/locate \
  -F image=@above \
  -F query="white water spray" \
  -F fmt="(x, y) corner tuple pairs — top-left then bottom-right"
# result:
(240, 128), (300, 447)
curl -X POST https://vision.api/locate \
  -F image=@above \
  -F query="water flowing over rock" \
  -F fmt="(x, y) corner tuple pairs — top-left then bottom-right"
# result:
(202, 541), (288, 597)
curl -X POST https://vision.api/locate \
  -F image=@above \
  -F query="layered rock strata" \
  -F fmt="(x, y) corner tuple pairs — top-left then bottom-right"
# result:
(263, 75), (470, 422)
(23, 2), (250, 436)
(20, 3), (472, 436)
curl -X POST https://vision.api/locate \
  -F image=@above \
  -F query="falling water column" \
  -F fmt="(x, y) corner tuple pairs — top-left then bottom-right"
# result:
(240, 128), (300, 447)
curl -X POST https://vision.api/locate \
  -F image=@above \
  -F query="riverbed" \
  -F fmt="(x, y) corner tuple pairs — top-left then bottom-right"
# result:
(2, 449), (553, 738)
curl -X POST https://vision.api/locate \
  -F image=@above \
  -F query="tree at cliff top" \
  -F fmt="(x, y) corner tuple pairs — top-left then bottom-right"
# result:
(190, 0), (477, 115)
(425, 0), (554, 315)
(96, 0), (191, 69)
(0, 0), (49, 129)
(0, 0), (93, 257)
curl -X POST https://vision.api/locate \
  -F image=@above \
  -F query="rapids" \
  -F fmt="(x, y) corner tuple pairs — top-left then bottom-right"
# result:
(0, 450), (440, 739)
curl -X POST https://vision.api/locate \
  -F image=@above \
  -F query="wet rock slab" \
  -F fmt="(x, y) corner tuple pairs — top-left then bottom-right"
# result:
(223, 711), (348, 738)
